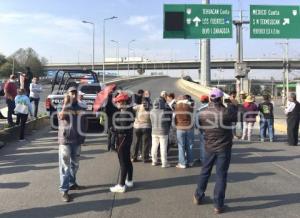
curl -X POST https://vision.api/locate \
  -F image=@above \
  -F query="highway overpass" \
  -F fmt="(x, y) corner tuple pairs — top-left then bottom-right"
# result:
(44, 58), (300, 71)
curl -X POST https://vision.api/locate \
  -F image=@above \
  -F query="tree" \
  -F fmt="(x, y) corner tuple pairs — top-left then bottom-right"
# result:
(11, 47), (47, 77)
(263, 86), (272, 95)
(0, 53), (6, 66)
(251, 84), (262, 95)
(0, 62), (13, 78)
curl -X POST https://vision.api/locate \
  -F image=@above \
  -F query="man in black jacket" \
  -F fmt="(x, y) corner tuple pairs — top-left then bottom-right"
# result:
(285, 93), (300, 146)
(193, 88), (237, 214)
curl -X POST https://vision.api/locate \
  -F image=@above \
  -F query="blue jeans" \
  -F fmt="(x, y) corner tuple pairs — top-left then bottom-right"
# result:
(177, 129), (194, 165)
(59, 144), (81, 192)
(259, 117), (274, 141)
(6, 98), (15, 125)
(199, 131), (205, 162)
(194, 148), (231, 209)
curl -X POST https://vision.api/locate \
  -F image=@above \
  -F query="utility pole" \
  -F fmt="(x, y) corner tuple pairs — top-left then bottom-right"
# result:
(285, 40), (289, 103)
(103, 16), (118, 82)
(200, 0), (210, 86)
(278, 40), (289, 105)
(234, 10), (250, 96)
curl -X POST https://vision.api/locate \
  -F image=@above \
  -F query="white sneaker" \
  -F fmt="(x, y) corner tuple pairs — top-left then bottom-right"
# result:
(152, 162), (159, 166)
(162, 163), (171, 168)
(176, 163), (186, 169)
(110, 184), (126, 193)
(125, 180), (134, 188)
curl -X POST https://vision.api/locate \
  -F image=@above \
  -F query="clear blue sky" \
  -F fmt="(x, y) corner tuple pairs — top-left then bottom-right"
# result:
(0, 0), (300, 79)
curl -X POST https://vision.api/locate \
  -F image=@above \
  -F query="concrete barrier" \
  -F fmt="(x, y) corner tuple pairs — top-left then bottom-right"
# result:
(176, 79), (229, 98)
(105, 75), (168, 86)
(0, 116), (49, 145)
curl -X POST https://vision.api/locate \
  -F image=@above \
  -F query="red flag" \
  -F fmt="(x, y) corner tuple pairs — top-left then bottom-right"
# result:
(93, 84), (116, 112)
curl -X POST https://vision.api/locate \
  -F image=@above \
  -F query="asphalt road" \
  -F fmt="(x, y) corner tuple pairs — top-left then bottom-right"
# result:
(1, 77), (300, 218)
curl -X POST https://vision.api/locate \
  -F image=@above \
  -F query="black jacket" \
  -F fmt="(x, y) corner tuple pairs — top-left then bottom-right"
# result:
(58, 102), (86, 145)
(258, 101), (274, 119)
(114, 107), (135, 134)
(199, 102), (237, 153)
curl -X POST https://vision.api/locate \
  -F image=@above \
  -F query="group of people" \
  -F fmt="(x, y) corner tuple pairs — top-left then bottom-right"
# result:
(55, 84), (299, 215)
(129, 89), (196, 169)
(228, 90), (300, 146)
(0, 67), (43, 140)
(57, 85), (237, 215)
(228, 90), (275, 142)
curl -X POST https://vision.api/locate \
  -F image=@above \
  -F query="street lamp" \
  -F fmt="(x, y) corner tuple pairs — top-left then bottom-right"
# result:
(82, 20), (95, 71)
(111, 40), (119, 76)
(127, 39), (136, 77)
(103, 16), (118, 82)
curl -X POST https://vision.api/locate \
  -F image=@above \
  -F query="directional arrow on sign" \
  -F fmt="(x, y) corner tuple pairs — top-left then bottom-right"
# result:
(283, 18), (290, 26)
(193, 16), (201, 27)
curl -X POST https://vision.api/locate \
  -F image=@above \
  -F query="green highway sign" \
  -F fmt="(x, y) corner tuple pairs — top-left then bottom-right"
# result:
(250, 5), (300, 38)
(163, 4), (232, 39)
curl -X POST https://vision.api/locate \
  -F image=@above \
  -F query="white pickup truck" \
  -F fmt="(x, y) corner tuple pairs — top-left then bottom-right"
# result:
(45, 69), (103, 131)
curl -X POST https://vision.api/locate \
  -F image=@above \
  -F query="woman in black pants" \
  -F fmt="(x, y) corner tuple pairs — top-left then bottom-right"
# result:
(110, 92), (135, 193)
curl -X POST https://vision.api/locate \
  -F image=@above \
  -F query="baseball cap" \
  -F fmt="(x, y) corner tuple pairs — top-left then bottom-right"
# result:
(78, 91), (85, 96)
(160, 91), (167, 97)
(113, 92), (129, 103)
(209, 88), (224, 99)
(68, 86), (77, 92)
(200, 95), (209, 102)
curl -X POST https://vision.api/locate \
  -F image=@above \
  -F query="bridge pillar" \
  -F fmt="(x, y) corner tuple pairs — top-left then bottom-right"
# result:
(200, 0), (211, 86)
(241, 77), (249, 94)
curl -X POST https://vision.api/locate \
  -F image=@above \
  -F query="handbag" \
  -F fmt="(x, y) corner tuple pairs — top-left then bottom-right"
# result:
(14, 103), (28, 114)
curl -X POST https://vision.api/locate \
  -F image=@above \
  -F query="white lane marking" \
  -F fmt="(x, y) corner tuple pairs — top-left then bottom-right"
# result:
(252, 152), (300, 180)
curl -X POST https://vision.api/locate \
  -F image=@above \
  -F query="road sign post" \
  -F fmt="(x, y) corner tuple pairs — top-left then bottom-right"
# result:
(250, 5), (300, 38)
(164, 4), (232, 39)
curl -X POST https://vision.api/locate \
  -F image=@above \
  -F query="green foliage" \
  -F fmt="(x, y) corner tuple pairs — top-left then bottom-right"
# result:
(0, 54), (6, 66)
(0, 62), (13, 78)
(0, 48), (48, 78)
(251, 84), (262, 95)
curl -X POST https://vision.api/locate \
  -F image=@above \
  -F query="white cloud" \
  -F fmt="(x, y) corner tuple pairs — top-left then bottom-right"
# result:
(125, 15), (161, 41)
(125, 16), (151, 26)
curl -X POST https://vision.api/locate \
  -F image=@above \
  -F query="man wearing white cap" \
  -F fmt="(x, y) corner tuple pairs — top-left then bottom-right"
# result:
(194, 88), (237, 214)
